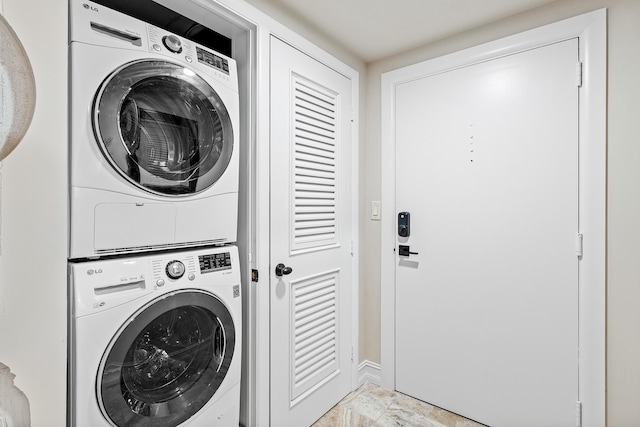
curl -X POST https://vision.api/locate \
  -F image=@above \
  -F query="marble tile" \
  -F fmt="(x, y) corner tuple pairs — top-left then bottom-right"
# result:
(377, 407), (446, 427)
(344, 391), (389, 421)
(359, 382), (398, 403)
(387, 390), (436, 417)
(313, 383), (487, 427)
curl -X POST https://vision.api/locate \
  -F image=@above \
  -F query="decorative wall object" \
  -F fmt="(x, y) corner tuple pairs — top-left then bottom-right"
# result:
(0, 12), (36, 161)
(0, 363), (30, 426)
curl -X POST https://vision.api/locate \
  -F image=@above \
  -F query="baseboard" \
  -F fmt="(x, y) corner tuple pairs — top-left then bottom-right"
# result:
(358, 360), (381, 387)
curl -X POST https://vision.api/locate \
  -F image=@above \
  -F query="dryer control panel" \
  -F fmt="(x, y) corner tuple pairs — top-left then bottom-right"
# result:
(196, 47), (230, 75)
(146, 25), (231, 77)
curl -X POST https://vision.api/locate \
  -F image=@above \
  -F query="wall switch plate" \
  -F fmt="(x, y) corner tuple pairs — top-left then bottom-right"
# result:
(371, 201), (381, 220)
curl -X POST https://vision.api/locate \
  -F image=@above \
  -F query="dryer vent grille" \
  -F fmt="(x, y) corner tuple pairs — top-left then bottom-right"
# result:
(95, 239), (228, 256)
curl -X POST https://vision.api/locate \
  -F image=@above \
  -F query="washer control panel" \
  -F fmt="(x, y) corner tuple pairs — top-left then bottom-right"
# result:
(151, 255), (196, 286)
(71, 246), (239, 316)
(149, 249), (234, 286)
(199, 252), (232, 273)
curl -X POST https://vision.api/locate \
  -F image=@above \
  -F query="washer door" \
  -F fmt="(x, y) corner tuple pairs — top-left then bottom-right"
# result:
(98, 290), (236, 427)
(93, 60), (234, 196)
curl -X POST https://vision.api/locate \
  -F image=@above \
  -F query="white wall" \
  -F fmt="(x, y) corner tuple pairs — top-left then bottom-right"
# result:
(364, 0), (640, 425)
(0, 0), (67, 425)
(3, 0), (640, 425)
(606, 0), (640, 424)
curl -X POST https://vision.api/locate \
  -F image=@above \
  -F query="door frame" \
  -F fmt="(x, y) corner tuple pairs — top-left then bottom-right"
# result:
(380, 9), (606, 427)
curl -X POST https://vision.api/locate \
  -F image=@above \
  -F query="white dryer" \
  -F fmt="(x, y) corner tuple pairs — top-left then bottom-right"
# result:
(68, 246), (242, 427)
(69, 0), (240, 259)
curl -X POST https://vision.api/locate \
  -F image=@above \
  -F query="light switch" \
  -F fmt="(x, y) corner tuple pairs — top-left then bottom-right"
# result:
(371, 201), (381, 220)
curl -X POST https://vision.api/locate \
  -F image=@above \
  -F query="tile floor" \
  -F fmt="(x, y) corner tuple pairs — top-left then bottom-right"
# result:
(312, 383), (487, 427)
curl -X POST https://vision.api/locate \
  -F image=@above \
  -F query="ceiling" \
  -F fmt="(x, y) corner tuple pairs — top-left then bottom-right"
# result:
(243, 0), (560, 62)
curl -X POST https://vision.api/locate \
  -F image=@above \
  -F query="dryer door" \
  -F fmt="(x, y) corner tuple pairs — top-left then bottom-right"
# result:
(98, 290), (235, 427)
(93, 60), (234, 196)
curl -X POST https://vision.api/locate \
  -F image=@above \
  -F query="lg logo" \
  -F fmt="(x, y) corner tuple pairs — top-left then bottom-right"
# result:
(86, 268), (103, 275)
(83, 4), (98, 12)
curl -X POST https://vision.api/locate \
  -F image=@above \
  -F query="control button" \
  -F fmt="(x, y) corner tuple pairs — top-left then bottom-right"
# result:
(162, 35), (182, 54)
(156, 279), (165, 287)
(188, 273), (196, 281)
(185, 55), (193, 63)
(152, 43), (162, 51)
(166, 260), (186, 280)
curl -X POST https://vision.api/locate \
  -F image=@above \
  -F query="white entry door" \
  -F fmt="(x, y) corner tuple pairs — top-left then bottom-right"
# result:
(395, 39), (580, 426)
(270, 36), (353, 427)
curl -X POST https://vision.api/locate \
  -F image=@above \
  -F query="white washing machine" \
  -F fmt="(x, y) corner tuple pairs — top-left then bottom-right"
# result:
(68, 245), (242, 426)
(68, 0), (240, 259)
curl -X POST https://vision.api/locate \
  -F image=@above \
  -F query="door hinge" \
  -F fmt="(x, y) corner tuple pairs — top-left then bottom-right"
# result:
(251, 269), (259, 282)
(576, 401), (582, 427)
(576, 62), (583, 87)
(576, 233), (583, 259)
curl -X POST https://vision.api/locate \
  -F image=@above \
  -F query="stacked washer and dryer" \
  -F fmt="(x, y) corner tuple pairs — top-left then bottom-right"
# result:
(67, 0), (242, 426)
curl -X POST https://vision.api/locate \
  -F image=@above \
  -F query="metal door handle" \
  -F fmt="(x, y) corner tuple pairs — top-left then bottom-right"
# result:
(275, 263), (293, 277)
(399, 245), (419, 256)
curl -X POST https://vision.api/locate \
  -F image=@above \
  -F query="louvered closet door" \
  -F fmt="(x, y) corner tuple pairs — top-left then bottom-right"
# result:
(270, 36), (353, 427)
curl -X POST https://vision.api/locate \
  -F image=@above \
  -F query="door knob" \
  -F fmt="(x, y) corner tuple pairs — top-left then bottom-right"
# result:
(275, 263), (293, 277)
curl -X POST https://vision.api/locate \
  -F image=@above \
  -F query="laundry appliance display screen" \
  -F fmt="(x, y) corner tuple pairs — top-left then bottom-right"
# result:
(199, 252), (232, 273)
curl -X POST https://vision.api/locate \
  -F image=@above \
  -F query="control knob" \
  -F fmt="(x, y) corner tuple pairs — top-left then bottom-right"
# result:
(162, 35), (182, 54)
(166, 260), (186, 280)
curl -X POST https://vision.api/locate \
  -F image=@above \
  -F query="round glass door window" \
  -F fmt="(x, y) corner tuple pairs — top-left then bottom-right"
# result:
(93, 60), (234, 196)
(98, 291), (236, 427)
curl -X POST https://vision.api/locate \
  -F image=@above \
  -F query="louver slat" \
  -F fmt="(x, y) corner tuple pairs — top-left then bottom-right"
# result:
(295, 183), (335, 193)
(291, 272), (339, 400)
(296, 168), (334, 180)
(296, 145), (335, 162)
(295, 206), (335, 215)
(292, 76), (339, 252)
(295, 191), (334, 200)
(295, 153), (335, 171)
